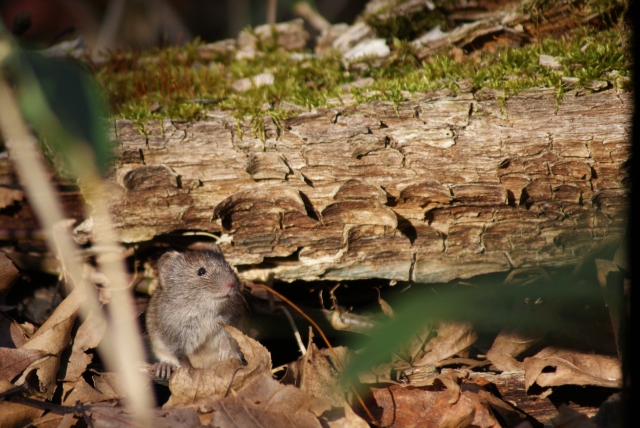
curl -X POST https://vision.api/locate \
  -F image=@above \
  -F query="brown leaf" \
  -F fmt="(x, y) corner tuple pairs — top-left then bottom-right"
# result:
(166, 360), (244, 406)
(0, 186), (24, 210)
(291, 343), (350, 406)
(374, 287), (394, 318)
(462, 381), (527, 427)
(0, 252), (19, 301)
(412, 321), (478, 367)
(0, 311), (31, 348)
(93, 372), (127, 399)
(0, 347), (46, 383)
(0, 401), (44, 428)
(550, 404), (599, 428)
(283, 342), (368, 428)
(193, 374), (331, 428)
(486, 329), (542, 372)
(372, 373), (522, 427)
(85, 406), (203, 428)
(60, 310), (107, 382)
(15, 286), (86, 398)
(0, 380), (44, 428)
(523, 347), (621, 390)
(166, 325), (271, 406)
(372, 381), (500, 428)
(62, 377), (112, 405)
(23, 413), (78, 428)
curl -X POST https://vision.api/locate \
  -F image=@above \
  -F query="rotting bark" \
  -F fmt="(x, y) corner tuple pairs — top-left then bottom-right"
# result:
(105, 88), (630, 283)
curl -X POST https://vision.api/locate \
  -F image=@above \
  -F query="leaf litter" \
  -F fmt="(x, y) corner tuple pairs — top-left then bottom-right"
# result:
(0, 0), (629, 426)
(0, 234), (627, 428)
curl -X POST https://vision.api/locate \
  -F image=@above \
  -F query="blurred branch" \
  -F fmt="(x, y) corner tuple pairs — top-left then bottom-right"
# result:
(0, 29), (153, 421)
(293, 1), (331, 31)
(268, 0), (277, 24)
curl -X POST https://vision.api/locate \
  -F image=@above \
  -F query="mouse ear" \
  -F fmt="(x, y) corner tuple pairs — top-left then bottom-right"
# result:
(157, 251), (183, 284)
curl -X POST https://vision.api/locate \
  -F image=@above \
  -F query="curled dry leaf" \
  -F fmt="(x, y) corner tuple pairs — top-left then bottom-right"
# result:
(486, 328), (542, 372)
(372, 376), (501, 428)
(166, 325), (271, 406)
(0, 379), (44, 428)
(372, 372), (526, 427)
(60, 310), (107, 382)
(412, 321), (478, 367)
(15, 286), (86, 398)
(193, 374), (331, 428)
(282, 342), (368, 428)
(523, 347), (621, 390)
(0, 347), (46, 383)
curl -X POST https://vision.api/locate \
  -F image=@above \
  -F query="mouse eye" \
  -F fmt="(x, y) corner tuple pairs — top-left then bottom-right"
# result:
(197, 267), (206, 276)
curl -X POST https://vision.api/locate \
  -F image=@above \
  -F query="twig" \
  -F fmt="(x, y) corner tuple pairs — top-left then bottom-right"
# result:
(6, 395), (86, 416)
(0, 383), (29, 401)
(275, 305), (307, 355)
(252, 283), (378, 425)
(293, 1), (331, 31)
(267, 0), (277, 24)
(0, 54), (153, 421)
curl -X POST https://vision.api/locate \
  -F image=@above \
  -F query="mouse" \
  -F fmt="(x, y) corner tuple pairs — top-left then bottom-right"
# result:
(145, 249), (246, 379)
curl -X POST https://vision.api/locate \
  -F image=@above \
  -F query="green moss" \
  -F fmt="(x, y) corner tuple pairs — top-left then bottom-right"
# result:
(95, 23), (630, 133)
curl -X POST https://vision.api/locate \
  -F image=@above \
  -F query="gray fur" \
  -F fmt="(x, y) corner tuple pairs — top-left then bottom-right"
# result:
(146, 250), (245, 373)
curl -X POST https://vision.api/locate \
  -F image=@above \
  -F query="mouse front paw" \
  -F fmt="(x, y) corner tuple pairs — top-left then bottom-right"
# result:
(152, 362), (178, 379)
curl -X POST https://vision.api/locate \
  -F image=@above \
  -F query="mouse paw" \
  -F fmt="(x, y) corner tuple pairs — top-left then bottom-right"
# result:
(153, 362), (178, 379)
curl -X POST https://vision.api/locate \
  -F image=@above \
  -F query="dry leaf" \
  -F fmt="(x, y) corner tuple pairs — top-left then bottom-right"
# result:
(487, 268), (559, 372)
(412, 321), (478, 367)
(550, 404), (599, 428)
(372, 372), (522, 427)
(523, 347), (621, 390)
(15, 286), (86, 398)
(0, 347), (46, 383)
(60, 310), (107, 382)
(0, 379), (44, 428)
(0, 186), (23, 211)
(85, 405), (202, 428)
(193, 374), (331, 428)
(375, 288), (394, 317)
(0, 252), (19, 301)
(292, 343), (350, 405)
(486, 329), (542, 372)
(0, 312), (31, 348)
(93, 372), (127, 399)
(23, 413), (78, 428)
(283, 342), (368, 428)
(462, 381), (527, 427)
(372, 381), (498, 428)
(166, 325), (271, 406)
(62, 377), (112, 405)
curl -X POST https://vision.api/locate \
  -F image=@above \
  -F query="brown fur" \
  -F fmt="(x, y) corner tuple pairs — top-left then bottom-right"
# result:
(146, 250), (246, 376)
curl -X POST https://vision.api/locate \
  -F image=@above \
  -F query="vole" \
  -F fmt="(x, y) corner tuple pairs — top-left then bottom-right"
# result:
(146, 249), (246, 379)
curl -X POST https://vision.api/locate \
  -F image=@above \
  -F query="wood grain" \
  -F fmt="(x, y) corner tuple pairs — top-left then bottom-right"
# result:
(107, 88), (630, 283)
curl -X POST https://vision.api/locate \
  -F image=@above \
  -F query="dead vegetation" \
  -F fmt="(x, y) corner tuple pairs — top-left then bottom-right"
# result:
(0, 0), (630, 426)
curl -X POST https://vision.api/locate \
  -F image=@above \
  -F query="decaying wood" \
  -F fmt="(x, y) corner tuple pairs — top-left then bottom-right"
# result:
(104, 88), (630, 283)
(105, 88), (631, 282)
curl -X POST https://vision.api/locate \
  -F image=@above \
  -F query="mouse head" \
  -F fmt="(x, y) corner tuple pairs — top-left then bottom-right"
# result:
(158, 250), (240, 298)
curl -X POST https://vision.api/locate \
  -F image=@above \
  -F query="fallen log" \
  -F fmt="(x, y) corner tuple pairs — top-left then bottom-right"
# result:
(80, 88), (635, 282)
